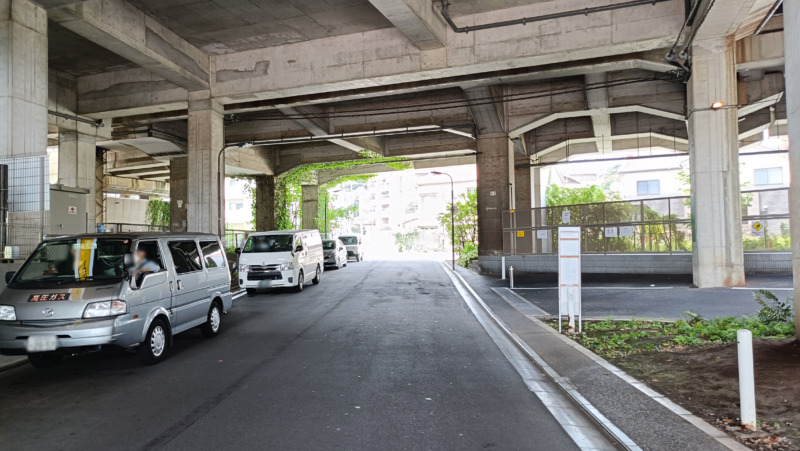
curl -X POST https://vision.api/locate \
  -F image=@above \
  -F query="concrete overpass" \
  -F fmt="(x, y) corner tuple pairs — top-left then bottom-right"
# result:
(2, 0), (798, 288)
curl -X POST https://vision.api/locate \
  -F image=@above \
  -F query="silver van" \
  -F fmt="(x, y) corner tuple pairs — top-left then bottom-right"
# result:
(0, 233), (233, 367)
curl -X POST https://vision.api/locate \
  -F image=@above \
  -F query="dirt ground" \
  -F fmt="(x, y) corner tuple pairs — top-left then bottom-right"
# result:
(614, 339), (800, 450)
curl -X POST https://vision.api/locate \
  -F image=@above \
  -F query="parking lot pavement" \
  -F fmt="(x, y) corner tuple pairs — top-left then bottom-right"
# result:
(0, 260), (594, 451)
(485, 273), (791, 320)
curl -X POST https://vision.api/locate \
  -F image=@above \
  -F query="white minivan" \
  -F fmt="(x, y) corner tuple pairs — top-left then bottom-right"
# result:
(237, 230), (324, 295)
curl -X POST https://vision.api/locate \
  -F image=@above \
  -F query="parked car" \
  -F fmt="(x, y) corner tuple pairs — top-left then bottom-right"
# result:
(0, 233), (233, 367)
(338, 234), (364, 262)
(237, 229), (324, 295)
(322, 239), (347, 269)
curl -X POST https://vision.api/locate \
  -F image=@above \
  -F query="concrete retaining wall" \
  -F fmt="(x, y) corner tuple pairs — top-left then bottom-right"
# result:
(479, 252), (792, 276)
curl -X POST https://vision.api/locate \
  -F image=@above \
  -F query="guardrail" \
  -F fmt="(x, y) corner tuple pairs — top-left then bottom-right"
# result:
(503, 188), (789, 255)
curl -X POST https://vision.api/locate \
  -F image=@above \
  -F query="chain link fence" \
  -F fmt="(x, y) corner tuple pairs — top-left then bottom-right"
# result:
(503, 188), (789, 255)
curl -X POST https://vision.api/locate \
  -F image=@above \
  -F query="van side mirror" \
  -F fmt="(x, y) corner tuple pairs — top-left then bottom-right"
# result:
(5, 271), (14, 283)
(123, 253), (134, 267)
(294, 245), (303, 253)
(235, 247), (241, 254)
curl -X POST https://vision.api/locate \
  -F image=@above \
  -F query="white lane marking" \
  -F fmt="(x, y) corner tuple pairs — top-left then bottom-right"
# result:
(441, 263), (623, 451)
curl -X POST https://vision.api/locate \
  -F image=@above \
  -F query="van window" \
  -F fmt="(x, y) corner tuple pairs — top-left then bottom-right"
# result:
(167, 241), (203, 274)
(135, 241), (164, 272)
(12, 238), (129, 284)
(200, 240), (226, 268)
(242, 235), (293, 253)
(339, 236), (358, 245)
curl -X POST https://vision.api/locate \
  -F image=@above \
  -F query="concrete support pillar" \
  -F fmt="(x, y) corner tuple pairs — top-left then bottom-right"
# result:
(58, 131), (98, 231)
(187, 93), (224, 234)
(476, 134), (513, 256)
(784, 0), (800, 336)
(301, 184), (319, 230)
(169, 157), (188, 232)
(255, 175), (275, 231)
(0, 0), (47, 160)
(514, 163), (532, 211)
(687, 38), (745, 287)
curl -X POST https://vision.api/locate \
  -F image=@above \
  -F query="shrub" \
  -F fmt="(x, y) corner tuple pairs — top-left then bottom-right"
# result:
(753, 289), (794, 324)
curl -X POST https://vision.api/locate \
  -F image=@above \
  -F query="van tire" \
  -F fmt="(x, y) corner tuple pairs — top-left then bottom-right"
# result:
(356, 254), (361, 262)
(294, 270), (304, 292)
(27, 352), (62, 369)
(200, 301), (222, 338)
(246, 288), (257, 296)
(312, 265), (321, 285)
(138, 318), (168, 365)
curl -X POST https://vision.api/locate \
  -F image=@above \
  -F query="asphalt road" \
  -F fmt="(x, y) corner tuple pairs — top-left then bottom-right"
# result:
(0, 260), (584, 451)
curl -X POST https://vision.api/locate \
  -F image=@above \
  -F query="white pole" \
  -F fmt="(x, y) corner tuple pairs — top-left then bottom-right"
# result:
(737, 329), (757, 429)
(501, 256), (506, 279)
(509, 266), (514, 289)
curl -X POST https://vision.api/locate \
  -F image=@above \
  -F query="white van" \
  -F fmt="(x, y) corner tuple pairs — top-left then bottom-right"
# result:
(338, 234), (364, 262)
(237, 230), (324, 294)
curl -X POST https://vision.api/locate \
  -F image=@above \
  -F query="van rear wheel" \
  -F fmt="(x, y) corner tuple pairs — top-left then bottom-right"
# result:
(294, 270), (304, 292)
(138, 318), (168, 365)
(27, 352), (62, 369)
(312, 265), (321, 285)
(200, 302), (222, 338)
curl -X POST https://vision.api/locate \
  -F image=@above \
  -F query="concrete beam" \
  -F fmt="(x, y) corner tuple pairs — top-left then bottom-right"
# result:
(585, 73), (612, 153)
(736, 31), (785, 74)
(211, 0), (685, 105)
(694, 0), (775, 41)
(510, 105), (685, 138)
(50, 0), (209, 91)
(278, 106), (379, 153)
(463, 86), (505, 135)
(367, 0), (446, 50)
(103, 175), (169, 196)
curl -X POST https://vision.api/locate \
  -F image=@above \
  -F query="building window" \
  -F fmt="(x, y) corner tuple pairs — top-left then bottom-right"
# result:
(636, 180), (660, 196)
(754, 167), (783, 186)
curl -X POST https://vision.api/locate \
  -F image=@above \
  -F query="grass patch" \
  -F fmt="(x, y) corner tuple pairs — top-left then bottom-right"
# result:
(547, 315), (795, 359)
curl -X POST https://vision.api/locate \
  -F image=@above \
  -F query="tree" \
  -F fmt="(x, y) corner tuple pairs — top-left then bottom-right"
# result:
(545, 184), (608, 206)
(438, 191), (478, 266)
(145, 199), (170, 227)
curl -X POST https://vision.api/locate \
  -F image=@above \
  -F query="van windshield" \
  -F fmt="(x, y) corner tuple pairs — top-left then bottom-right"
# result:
(322, 240), (336, 250)
(339, 236), (358, 245)
(12, 238), (130, 285)
(243, 235), (294, 253)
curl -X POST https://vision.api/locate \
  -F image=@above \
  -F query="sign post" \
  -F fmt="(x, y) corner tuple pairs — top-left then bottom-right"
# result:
(558, 227), (582, 334)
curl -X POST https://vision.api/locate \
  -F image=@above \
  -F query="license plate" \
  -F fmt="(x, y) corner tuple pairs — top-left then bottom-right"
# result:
(26, 335), (58, 353)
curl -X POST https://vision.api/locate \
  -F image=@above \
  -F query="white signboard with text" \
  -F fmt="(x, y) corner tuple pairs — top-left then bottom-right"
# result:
(561, 210), (571, 224)
(558, 227), (582, 333)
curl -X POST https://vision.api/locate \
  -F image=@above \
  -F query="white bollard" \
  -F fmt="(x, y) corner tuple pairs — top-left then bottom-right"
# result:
(509, 266), (514, 289)
(501, 256), (506, 280)
(737, 329), (757, 429)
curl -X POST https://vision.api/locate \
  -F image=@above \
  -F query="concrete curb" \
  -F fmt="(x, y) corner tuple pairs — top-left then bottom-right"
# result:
(491, 285), (749, 451)
(0, 356), (27, 373)
(443, 262), (641, 451)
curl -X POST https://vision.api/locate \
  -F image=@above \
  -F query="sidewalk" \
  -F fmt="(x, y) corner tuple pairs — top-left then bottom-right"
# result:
(454, 265), (747, 451)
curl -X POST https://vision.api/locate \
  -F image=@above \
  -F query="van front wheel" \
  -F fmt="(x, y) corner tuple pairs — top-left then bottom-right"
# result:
(138, 318), (168, 365)
(200, 302), (222, 338)
(294, 270), (304, 292)
(312, 265), (321, 285)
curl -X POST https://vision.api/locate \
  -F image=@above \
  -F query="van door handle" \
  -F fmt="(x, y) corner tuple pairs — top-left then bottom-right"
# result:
(177, 280), (183, 290)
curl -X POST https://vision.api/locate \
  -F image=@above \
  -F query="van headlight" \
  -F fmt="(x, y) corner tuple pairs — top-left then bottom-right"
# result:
(238, 264), (249, 272)
(0, 305), (16, 321)
(279, 262), (294, 271)
(83, 300), (127, 318)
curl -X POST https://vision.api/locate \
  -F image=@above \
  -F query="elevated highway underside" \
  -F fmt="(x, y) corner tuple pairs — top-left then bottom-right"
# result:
(1, 0), (795, 287)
